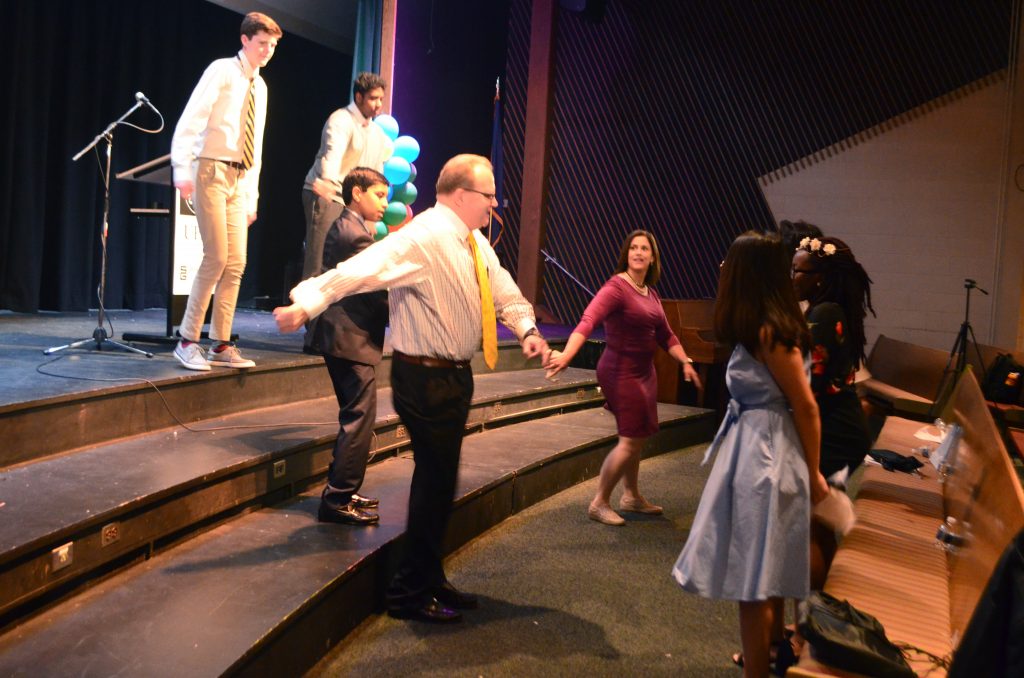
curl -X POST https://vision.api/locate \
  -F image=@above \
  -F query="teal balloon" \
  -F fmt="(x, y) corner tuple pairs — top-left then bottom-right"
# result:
(383, 201), (407, 226)
(387, 185), (394, 201)
(374, 114), (399, 141)
(374, 222), (389, 240)
(383, 157), (412, 185)
(392, 135), (420, 163)
(408, 163), (417, 183)
(393, 181), (418, 205)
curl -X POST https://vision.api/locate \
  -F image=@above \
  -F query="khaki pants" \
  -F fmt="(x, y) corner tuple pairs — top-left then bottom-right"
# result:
(179, 159), (248, 343)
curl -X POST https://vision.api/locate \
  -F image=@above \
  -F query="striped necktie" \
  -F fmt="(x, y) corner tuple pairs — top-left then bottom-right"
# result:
(242, 79), (255, 170)
(467, 233), (498, 369)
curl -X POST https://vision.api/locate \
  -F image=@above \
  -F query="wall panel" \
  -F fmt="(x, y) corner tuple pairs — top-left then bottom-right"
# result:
(500, 0), (1011, 323)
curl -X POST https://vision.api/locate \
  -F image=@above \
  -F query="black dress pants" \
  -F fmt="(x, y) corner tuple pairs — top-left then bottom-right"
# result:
(386, 358), (474, 608)
(320, 355), (377, 509)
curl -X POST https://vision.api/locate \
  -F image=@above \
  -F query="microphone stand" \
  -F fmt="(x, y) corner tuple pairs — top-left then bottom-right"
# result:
(931, 278), (987, 413)
(540, 249), (595, 298)
(45, 101), (153, 357)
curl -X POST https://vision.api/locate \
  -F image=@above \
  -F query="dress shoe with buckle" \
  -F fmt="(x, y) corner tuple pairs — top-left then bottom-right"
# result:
(588, 503), (625, 526)
(434, 581), (478, 609)
(350, 493), (379, 509)
(387, 597), (462, 624)
(317, 502), (379, 525)
(619, 496), (663, 515)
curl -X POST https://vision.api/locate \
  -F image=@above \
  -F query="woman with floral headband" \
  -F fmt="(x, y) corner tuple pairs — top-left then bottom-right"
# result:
(791, 235), (874, 479)
(792, 234), (874, 589)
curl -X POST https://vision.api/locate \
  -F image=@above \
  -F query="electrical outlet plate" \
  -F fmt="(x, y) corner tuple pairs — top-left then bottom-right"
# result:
(101, 522), (120, 547)
(52, 542), (73, 572)
(272, 459), (286, 479)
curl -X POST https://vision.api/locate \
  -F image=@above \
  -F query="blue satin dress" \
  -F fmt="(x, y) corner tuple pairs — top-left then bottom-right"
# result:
(672, 343), (811, 601)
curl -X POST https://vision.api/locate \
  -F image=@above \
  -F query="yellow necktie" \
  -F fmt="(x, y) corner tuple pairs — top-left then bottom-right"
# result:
(242, 80), (255, 170)
(467, 233), (498, 369)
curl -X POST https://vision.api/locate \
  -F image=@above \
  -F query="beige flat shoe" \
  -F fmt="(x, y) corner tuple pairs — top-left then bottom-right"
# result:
(619, 497), (663, 515)
(588, 503), (625, 526)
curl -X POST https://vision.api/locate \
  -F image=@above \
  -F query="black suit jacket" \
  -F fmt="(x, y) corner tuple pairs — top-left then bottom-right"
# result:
(304, 209), (388, 365)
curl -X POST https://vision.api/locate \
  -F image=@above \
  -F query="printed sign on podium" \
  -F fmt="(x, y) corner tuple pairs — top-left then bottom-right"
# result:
(116, 154), (208, 341)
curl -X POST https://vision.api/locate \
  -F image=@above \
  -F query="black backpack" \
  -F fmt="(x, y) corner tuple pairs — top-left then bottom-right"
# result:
(982, 354), (1024, 404)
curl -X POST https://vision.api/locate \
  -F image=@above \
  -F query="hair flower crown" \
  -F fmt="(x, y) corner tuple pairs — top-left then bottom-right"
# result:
(798, 237), (836, 256)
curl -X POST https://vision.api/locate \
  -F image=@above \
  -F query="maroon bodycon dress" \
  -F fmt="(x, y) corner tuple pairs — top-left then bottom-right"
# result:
(573, 276), (681, 438)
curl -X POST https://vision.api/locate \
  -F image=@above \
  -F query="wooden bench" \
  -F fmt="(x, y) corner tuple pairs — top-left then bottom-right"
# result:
(857, 334), (954, 421)
(791, 368), (1024, 677)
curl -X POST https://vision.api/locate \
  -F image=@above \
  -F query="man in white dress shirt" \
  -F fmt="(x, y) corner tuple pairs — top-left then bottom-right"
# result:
(300, 72), (393, 279)
(275, 154), (550, 623)
(170, 11), (281, 371)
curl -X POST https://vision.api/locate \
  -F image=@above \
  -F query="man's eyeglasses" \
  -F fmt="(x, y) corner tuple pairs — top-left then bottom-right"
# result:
(462, 187), (497, 201)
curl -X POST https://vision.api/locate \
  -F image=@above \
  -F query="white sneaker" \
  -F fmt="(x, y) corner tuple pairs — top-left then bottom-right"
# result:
(174, 341), (210, 371)
(208, 344), (256, 368)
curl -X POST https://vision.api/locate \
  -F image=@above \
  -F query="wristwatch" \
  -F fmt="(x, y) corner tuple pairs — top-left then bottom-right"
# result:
(683, 357), (694, 364)
(523, 327), (544, 341)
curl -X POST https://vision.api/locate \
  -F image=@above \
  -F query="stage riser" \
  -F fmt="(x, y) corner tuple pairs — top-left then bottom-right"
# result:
(229, 558), (384, 678)
(0, 406), (712, 676)
(0, 415), (718, 629)
(509, 418), (719, 513)
(0, 380), (602, 624)
(225, 416), (712, 677)
(1, 342), (549, 469)
(3, 363), (333, 469)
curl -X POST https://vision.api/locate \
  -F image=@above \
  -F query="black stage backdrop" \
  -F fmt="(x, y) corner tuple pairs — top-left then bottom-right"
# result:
(1, 0), (350, 313)
(391, 0), (513, 210)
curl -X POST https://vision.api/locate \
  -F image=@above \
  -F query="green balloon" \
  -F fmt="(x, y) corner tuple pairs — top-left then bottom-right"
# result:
(383, 201), (407, 226)
(394, 181), (418, 206)
(374, 222), (389, 240)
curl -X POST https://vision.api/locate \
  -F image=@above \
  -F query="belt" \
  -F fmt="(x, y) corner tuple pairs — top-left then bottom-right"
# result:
(201, 158), (247, 172)
(392, 350), (469, 369)
(702, 398), (787, 466)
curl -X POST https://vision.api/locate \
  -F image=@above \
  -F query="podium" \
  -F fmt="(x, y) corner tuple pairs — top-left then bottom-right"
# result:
(654, 299), (731, 415)
(116, 154), (206, 343)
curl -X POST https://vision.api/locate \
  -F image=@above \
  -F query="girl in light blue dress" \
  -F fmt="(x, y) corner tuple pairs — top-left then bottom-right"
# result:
(672, 232), (829, 677)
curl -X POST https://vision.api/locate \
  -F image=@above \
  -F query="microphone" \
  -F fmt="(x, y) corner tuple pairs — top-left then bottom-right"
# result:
(135, 91), (161, 116)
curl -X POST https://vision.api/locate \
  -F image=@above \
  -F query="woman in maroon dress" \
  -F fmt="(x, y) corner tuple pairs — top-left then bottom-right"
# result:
(546, 230), (701, 525)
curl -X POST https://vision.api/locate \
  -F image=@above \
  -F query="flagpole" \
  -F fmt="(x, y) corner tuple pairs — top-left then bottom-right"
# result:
(488, 77), (502, 244)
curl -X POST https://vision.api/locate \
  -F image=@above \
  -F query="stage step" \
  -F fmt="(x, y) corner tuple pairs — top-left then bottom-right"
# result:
(1, 341), (547, 468)
(0, 403), (714, 677)
(0, 368), (601, 628)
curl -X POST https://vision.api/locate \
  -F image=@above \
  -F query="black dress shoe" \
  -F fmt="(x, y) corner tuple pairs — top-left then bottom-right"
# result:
(388, 597), (462, 624)
(350, 493), (379, 509)
(317, 502), (379, 525)
(434, 581), (478, 609)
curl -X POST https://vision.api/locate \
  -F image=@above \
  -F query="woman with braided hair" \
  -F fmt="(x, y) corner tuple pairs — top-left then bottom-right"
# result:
(791, 234), (875, 589)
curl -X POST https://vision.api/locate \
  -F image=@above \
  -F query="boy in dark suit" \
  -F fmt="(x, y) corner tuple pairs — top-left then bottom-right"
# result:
(306, 168), (390, 524)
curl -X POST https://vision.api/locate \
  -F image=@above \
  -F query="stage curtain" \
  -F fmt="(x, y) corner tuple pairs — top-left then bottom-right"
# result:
(1, 0), (350, 313)
(351, 0), (384, 82)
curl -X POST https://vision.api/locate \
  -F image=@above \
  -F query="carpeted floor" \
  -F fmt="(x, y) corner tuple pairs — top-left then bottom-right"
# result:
(308, 444), (742, 677)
